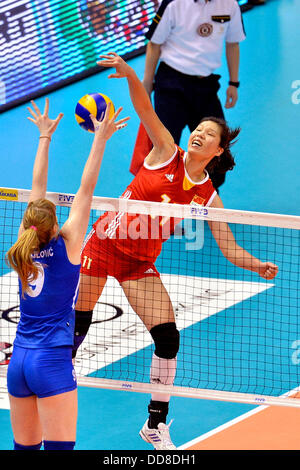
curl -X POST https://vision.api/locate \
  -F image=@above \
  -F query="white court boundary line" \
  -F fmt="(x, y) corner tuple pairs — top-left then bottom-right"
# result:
(178, 405), (268, 450)
(177, 387), (300, 450)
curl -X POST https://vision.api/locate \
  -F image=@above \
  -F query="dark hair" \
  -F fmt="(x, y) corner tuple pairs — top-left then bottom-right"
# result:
(201, 117), (241, 175)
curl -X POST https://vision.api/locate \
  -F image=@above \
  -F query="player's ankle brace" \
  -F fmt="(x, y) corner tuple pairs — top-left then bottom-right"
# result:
(13, 440), (42, 450)
(148, 400), (169, 429)
(72, 309), (93, 358)
(43, 440), (75, 450)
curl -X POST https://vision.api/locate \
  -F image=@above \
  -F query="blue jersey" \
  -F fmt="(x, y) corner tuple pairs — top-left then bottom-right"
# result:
(15, 235), (81, 348)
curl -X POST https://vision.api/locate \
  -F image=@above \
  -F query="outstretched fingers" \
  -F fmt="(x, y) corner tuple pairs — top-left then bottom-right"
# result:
(27, 99), (47, 123)
(102, 101), (113, 121)
(97, 52), (128, 79)
(97, 52), (118, 66)
(111, 105), (122, 121)
(43, 97), (49, 116)
(27, 101), (40, 123)
(26, 98), (63, 136)
(110, 106), (130, 125)
(30, 100), (42, 117)
(115, 116), (130, 130)
(89, 114), (100, 131)
(27, 114), (37, 124)
(49, 112), (64, 133)
(90, 105), (130, 133)
(105, 106), (130, 130)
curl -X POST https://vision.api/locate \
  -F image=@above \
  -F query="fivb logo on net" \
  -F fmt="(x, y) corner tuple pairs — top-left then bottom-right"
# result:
(95, 199), (207, 251)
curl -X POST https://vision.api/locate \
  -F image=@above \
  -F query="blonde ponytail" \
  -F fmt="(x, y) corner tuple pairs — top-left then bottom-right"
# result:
(6, 199), (57, 297)
(6, 228), (41, 296)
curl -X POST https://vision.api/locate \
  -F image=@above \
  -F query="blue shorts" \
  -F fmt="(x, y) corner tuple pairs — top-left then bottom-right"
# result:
(7, 345), (77, 398)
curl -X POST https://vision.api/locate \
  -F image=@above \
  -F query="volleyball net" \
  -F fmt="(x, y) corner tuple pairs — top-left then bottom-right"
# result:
(1, 187), (300, 408)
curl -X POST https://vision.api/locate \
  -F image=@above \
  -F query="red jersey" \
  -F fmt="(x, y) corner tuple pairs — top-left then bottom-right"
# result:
(94, 145), (216, 262)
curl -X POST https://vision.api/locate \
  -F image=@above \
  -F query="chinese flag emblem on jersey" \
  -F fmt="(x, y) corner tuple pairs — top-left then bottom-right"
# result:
(191, 194), (206, 206)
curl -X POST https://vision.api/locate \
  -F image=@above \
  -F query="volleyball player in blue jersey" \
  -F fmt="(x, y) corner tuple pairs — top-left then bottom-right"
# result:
(6, 98), (129, 451)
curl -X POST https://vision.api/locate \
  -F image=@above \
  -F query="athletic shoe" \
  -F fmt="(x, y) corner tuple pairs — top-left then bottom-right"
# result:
(139, 419), (176, 450)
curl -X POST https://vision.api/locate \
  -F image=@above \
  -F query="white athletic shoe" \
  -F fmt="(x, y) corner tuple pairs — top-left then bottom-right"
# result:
(139, 419), (176, 450)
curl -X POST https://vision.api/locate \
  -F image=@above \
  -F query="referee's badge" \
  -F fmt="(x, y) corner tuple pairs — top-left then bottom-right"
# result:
(197, 23), (213, 37)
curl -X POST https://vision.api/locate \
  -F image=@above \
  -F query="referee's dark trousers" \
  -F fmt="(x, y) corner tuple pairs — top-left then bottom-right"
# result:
(154, 61), (226, 189)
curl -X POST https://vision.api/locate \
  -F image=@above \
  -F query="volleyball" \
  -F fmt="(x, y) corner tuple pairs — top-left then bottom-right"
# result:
(75, 93), (115, 132)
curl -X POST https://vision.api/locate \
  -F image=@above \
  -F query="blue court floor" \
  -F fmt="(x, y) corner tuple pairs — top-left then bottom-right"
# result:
(0, 0), (299, 451)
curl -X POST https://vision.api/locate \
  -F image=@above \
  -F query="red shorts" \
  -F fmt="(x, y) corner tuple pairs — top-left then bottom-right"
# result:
(80, 229), (160, 283)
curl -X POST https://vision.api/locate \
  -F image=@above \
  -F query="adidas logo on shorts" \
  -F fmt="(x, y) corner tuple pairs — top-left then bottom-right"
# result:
(144, 268), (155, 274)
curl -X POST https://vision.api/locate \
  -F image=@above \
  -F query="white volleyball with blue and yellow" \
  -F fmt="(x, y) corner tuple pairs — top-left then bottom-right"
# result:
(75, 93), (115, 132)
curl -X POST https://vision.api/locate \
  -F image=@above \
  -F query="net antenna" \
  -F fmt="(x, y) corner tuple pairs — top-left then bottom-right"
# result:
(1, 187), (300, 408)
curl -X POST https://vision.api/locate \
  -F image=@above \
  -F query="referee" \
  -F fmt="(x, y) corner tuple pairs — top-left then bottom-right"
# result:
(143, 0), (246, 190)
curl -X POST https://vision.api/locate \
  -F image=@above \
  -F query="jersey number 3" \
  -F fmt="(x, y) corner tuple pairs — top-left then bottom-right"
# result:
(27, 262), (45, 297)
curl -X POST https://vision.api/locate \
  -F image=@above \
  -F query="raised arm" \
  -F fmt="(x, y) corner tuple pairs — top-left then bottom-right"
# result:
(143, 41), (161, 96)
(208, 194), (278, 280)
(60, 103), (129, 264)
(97, 52), (175, 165)
(27, 98), (63, 203)
(18, 99), (63, 238)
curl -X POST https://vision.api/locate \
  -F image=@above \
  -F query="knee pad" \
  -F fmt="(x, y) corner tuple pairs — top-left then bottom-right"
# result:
(150, 322), (180, 359)
(72, 310), (93, 358)
(74, 310), (93, 336)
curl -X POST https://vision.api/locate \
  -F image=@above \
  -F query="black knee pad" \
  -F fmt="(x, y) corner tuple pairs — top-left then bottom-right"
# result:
(150, 322), (180, 359)
(74, 309), (93, 336)
(72, 310), (93, 358)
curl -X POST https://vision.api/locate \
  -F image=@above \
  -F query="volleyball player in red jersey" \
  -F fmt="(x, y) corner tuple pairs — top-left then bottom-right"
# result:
(73, 53), (278, 450)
